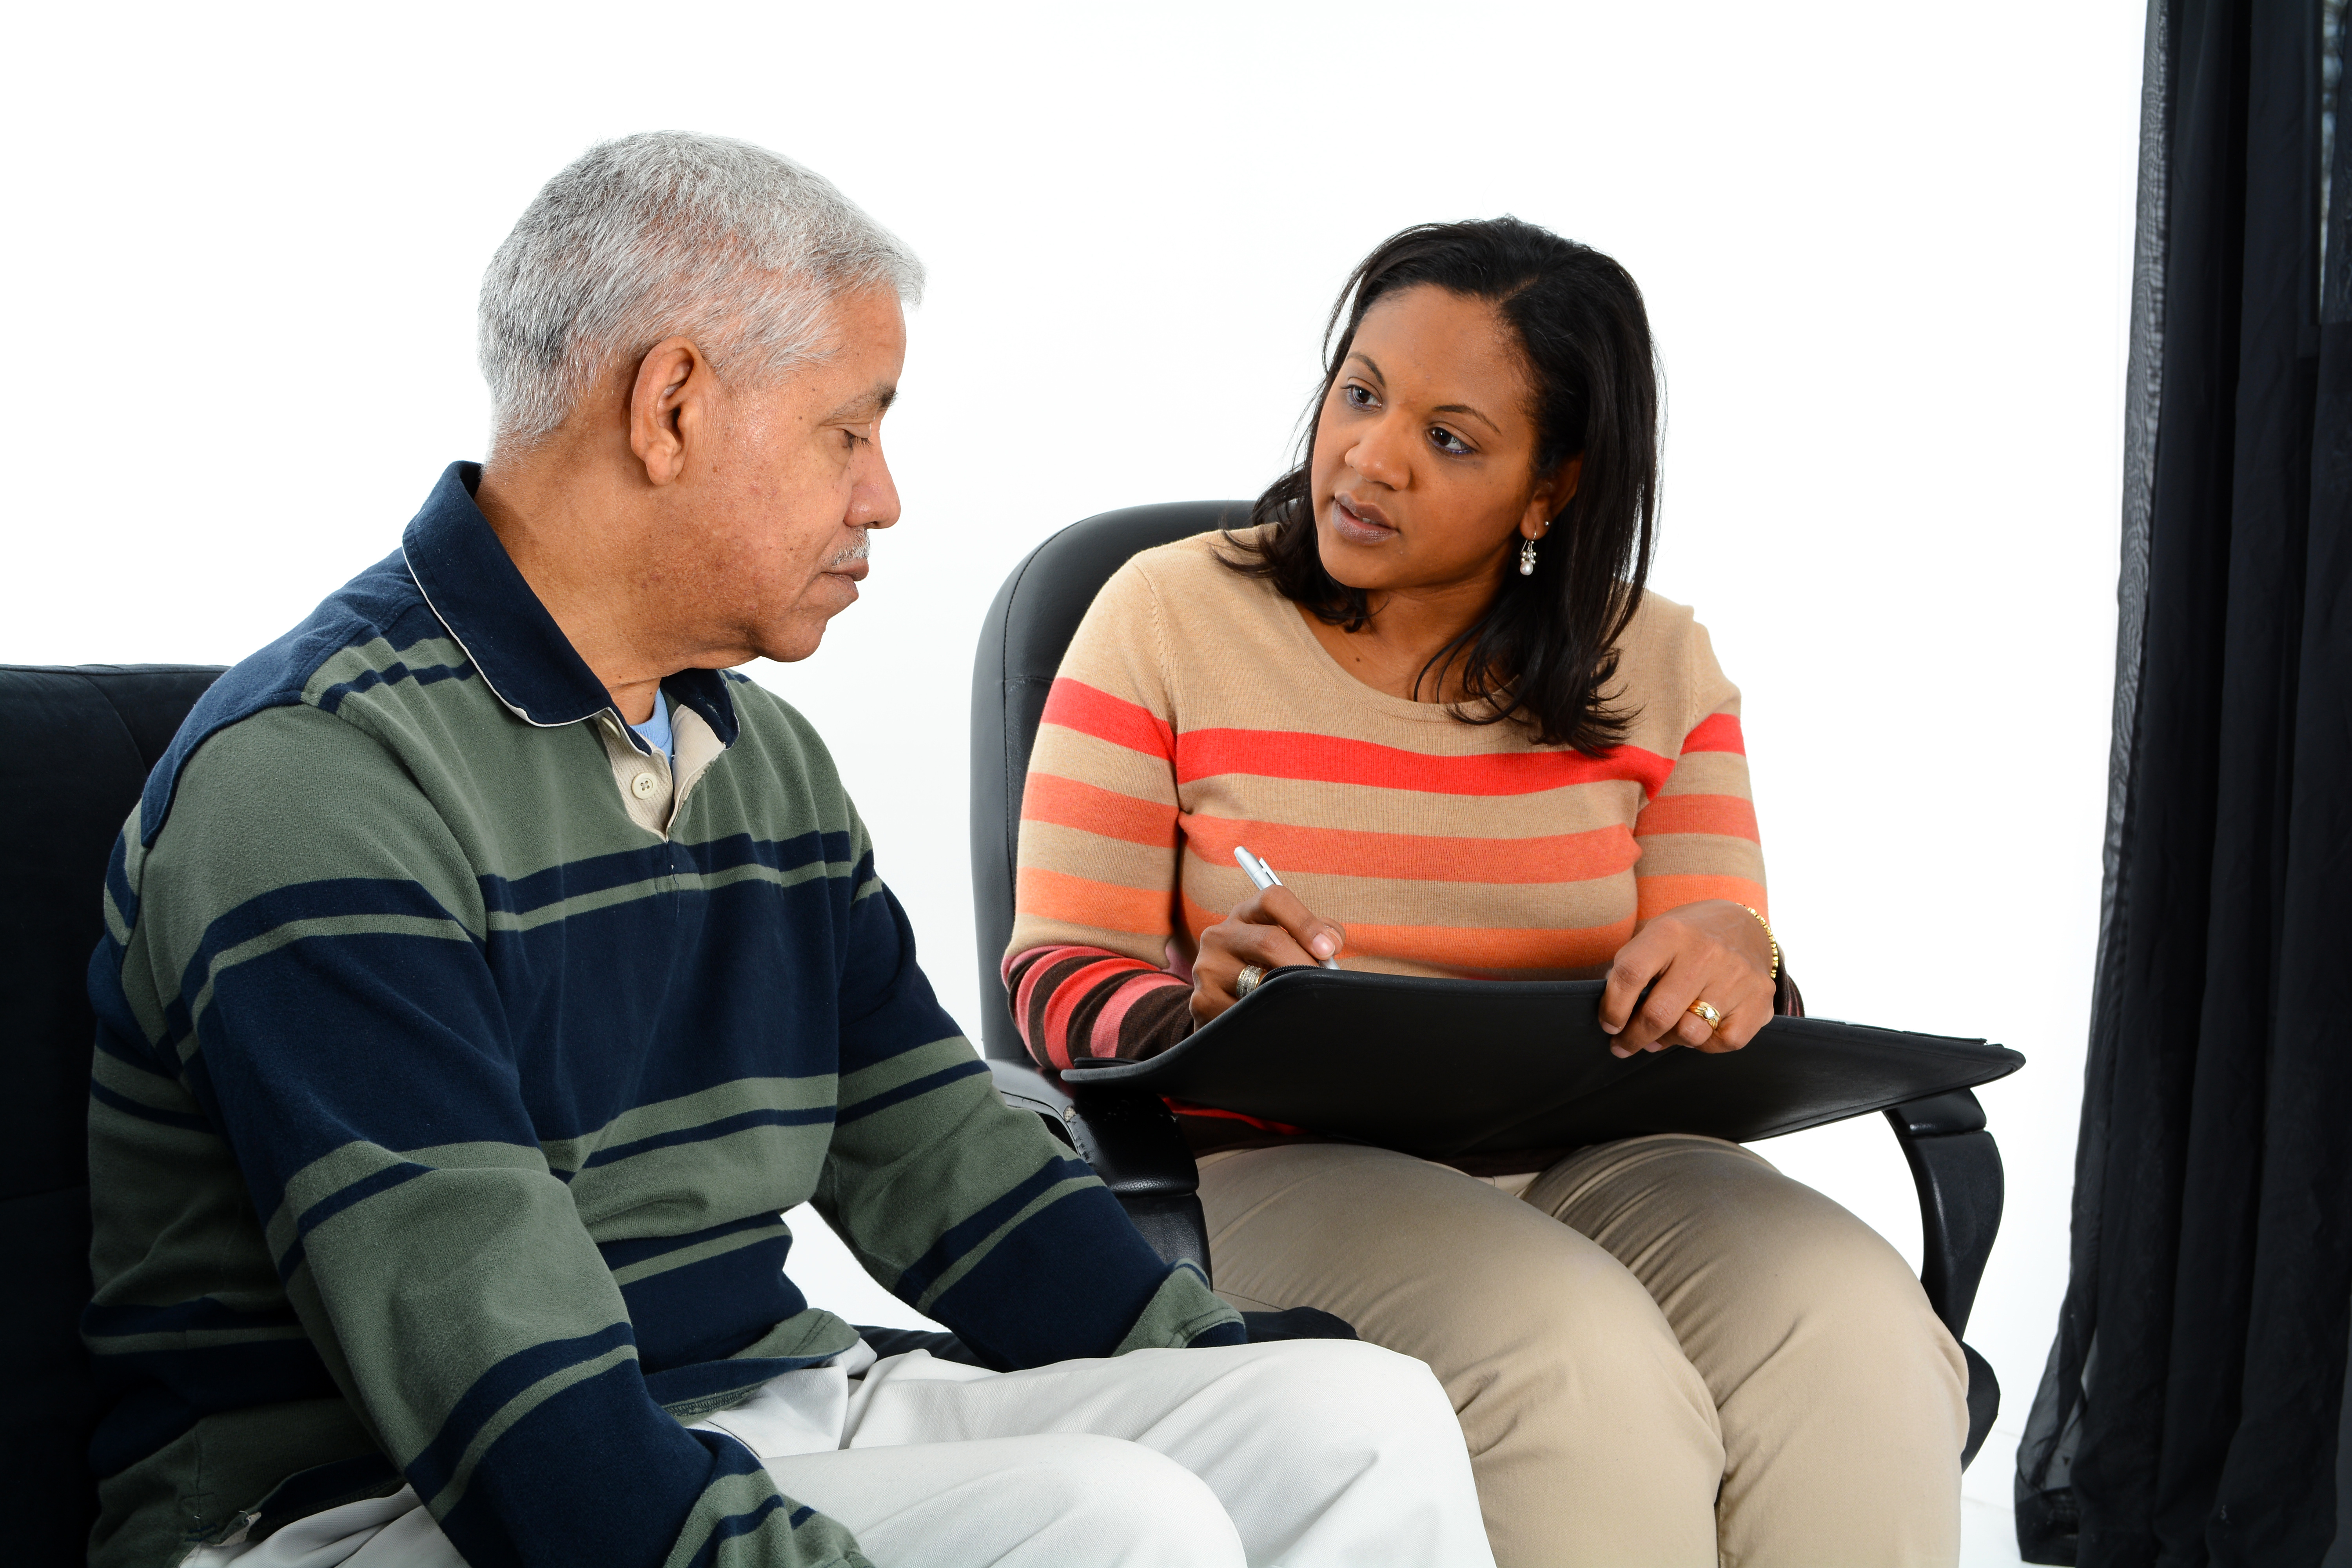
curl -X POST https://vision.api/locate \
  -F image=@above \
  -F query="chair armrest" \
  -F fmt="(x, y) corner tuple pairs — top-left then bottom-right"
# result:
(1883, 1089), (2002, 1339)
(1884, 1088), (2004, 1467)
(989, 1059), (1212, 1278)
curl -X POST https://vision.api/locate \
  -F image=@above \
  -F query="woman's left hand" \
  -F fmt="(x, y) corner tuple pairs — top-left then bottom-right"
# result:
(1597, 899), (1776, 1056)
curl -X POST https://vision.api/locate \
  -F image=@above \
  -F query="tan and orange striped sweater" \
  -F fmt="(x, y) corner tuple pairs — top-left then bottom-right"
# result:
(1004, 527), (1768, 1073)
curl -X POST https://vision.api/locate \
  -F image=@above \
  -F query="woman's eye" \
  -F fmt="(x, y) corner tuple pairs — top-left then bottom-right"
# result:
(1430, 426), (1472, 456)
(1341, 384), (1375, 409)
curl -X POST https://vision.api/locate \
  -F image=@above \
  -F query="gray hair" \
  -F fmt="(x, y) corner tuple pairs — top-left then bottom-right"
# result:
(478, 131), (924, 451)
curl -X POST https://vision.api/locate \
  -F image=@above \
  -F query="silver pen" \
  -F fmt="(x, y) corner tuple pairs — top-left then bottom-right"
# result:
(1232, 846), (1343, 969)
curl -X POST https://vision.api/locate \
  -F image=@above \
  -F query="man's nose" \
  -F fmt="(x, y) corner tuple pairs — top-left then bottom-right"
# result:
(853, 441), (902, 530)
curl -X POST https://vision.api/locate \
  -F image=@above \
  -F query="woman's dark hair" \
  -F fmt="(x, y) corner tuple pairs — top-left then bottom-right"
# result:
(1222, 217), (1659, 754)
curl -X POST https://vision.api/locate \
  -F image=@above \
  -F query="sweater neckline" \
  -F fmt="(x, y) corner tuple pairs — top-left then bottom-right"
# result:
(1267, 581), (1514, 728)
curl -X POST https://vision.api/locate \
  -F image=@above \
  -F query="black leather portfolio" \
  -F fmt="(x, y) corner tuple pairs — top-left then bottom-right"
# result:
(1058, 969), (2025, 1159)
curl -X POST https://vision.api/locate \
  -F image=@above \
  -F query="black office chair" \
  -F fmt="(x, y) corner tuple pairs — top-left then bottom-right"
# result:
(968, 503), (2008, 1467)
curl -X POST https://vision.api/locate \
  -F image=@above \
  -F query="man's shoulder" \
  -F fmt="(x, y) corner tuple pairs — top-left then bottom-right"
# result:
(704, 670), (854, 809)
(138, 549), (460, 846)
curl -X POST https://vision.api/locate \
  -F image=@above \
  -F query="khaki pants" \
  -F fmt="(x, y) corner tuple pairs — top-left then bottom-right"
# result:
(1197, 1135), (1967, 1568)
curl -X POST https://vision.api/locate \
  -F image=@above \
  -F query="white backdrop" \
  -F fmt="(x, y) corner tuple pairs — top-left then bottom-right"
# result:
(4, 0), (2143, 1548)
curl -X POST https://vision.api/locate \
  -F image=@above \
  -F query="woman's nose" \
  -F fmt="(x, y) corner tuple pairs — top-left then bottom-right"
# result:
(1347, 415), (1411, 489)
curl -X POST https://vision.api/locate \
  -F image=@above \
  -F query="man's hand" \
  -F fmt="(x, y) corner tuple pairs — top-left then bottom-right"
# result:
(1191, 887), (1346, 1024)
(1597, 899), (1775, 1056)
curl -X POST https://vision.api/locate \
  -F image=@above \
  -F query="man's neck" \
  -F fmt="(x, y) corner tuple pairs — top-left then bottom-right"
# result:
(475, 456), (675, 725)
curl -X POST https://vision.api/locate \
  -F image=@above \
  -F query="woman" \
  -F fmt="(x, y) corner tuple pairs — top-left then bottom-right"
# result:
(1003, 219), (1966, 1566)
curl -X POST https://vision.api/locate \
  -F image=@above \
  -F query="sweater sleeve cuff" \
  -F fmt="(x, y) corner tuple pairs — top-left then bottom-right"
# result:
(1110, 1261), (1245, 1355)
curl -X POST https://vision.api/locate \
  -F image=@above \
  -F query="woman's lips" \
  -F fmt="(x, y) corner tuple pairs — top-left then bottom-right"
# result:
(1329, 494), (1396, 546)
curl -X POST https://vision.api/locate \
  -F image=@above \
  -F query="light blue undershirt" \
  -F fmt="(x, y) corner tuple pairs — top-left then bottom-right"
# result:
(630, 689), (673, 765)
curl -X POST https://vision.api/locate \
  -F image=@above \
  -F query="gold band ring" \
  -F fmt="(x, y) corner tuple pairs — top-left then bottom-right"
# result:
(1235, 965), (1267, 998)
(1687, 999), (1724, 1032)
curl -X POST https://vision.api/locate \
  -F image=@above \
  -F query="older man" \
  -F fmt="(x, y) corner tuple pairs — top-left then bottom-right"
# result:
(80, 134), (1492, 1568)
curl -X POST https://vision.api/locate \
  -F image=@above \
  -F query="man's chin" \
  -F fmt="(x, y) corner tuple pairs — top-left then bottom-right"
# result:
(751, 603), (854, 665)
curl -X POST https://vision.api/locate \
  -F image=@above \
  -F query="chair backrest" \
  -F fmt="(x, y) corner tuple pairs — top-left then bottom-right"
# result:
(967, 503), (1247, 1060)
(1, 664), (224, 1565)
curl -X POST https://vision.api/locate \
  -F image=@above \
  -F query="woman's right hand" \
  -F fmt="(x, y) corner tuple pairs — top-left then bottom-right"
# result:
(1191, 887), (1346, 1024)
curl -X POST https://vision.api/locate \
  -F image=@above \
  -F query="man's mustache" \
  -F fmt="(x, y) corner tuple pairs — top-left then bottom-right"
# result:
(830, 534), (871, 569)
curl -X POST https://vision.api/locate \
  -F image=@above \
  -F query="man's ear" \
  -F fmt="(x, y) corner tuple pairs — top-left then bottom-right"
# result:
(628, 337), (712, 487)
(1522, 454), (1584, 539)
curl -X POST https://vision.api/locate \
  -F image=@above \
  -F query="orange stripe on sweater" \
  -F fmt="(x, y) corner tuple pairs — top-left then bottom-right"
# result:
(1179, 815), (1639, 885)
(1634, 874), (1768, 921)
(1040, 679), (1176, 759)
(1632, 793), (1760, 841)
(1019, 866), (1175, 936)
(1177, 892), (1632, 973)
(1022, 772), (1179, 847)
(1174, 728), (1672, 798)
(1681, 712), (1746, 754)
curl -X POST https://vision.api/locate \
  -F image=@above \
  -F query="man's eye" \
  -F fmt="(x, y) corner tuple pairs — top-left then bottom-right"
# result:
(1430, 427), (1472, 456)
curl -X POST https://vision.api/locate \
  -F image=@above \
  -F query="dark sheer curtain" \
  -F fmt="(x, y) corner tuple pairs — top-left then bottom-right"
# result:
(2014, 0), (2352, 1562)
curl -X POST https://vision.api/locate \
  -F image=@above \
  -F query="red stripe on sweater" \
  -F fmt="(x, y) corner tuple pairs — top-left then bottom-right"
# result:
(1174, 728), (1672, 798)
(1040, 679), (1176, 759)
(1040, 958), (1118, 1068)
(1009, 946), (1093, 1039)
(1681, 712), (1746, 755)
(1089, 969), (1187, 1058)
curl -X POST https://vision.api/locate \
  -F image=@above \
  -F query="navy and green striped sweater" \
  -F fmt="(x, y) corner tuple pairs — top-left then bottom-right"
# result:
(84, 462), (1242, 1568)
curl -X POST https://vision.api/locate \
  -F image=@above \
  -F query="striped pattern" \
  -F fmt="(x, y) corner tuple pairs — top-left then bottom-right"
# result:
(85, 463), (1239, 1568)
(1004, 528), (1767, 1070)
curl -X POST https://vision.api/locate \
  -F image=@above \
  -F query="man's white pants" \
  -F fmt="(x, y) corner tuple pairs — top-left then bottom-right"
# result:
(188, 1338), (1495, 1567)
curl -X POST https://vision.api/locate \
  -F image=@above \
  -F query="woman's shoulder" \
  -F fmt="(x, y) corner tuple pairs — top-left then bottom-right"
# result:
(1122, 524), (1283, 595)
(1616, 587), (1701, 655)
(1095, 526), (1292, 632)
(1608, 588), (1737, 744)
(1056, 527), (1293, 708)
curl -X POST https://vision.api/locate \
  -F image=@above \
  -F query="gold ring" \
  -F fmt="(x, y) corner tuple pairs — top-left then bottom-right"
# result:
(1687, 999), (1724, 1031)
(1235, 965), (1266, 998)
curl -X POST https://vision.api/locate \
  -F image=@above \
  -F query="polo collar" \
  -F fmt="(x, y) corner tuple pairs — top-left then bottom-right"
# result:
(401, 462), (740, 745)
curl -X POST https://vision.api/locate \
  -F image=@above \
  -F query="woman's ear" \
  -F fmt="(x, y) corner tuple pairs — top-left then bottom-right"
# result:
(1522, 455), (1584, 539)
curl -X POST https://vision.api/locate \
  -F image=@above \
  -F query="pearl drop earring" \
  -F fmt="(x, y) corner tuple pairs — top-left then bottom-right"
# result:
(1519, 537), (1537, 576)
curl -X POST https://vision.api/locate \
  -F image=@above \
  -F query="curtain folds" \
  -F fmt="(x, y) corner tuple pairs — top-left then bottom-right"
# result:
(2014, 0), (2352, 1564)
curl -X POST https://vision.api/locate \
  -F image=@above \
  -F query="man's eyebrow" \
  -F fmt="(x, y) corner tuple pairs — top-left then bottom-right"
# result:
(825, 382), (897, 421)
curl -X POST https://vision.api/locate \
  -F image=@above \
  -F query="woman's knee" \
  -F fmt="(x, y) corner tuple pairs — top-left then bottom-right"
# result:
(1711, 1194), (1967, 1431)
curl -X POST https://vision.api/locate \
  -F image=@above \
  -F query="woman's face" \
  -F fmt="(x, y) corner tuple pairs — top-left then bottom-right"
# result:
(1307, 283), (1576, 599)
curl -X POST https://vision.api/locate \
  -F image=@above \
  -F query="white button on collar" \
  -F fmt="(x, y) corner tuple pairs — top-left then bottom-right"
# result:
(630, 772), (660, 800)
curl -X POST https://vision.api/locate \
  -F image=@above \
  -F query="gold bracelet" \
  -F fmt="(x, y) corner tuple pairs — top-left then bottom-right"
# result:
(1738, 904), (1780, 982)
